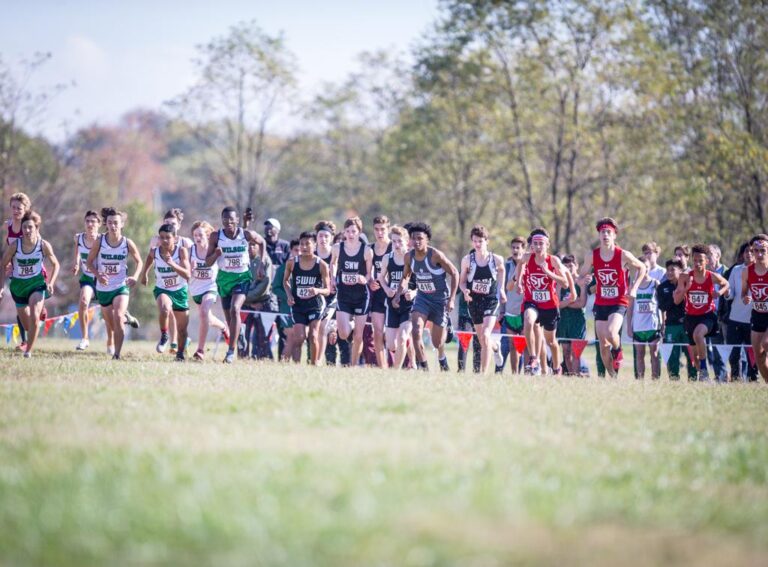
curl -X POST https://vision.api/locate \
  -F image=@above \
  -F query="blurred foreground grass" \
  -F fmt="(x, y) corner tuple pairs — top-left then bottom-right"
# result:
(1, 340), (767, 566)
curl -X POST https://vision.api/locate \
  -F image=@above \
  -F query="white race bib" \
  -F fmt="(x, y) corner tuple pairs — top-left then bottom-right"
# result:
(471, 281), (491, 294)
(19, 265), (35, 277)
(532, 290), (551, 303)
(688, 291), (708, 306)
(600, 286), (618, 298)
(162, 276), (178, 289)
(225, 257), (242, 269)
(297, 287), (314, 299)
(194, 268), (211, 280)
(104, 263), (120, 275)
(417, 281), (436, 293)
(753, 301), (768, 313)
(341, 273), (359, 285)
(638, 302), (652, 313)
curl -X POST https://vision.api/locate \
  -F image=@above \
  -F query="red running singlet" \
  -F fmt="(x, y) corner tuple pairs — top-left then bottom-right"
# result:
(523, 254), (559, 310)
(593, 246), (628, 307)
(747, 263), (768, 314)
(685, 270), (715, 316)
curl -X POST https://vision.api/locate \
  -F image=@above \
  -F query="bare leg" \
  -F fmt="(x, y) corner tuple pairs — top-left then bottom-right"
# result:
(78, 286), (94, 340)
(111, 294), (130, 358)
(173, 309), (189, 357)
(372, 311), (387, 368)
(635, 343), (646, 378)
(350, 314), (368, 365)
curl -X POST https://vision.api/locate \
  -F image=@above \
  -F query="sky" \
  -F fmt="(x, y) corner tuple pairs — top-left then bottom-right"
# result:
(0, 0), (440, 141)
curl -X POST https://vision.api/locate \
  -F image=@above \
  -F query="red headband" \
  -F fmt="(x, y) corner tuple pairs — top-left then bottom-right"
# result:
(597, 223), (617, 234)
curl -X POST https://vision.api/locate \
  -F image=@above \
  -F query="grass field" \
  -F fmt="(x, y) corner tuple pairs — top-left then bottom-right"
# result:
(1, 340), (767, 566)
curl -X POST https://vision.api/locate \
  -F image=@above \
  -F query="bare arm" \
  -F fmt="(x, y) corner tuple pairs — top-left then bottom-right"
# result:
(165, 246), (191, 280)
(578, 252), (593, 278)
(713, 272), (729, 297)
(741, 267), (751, 304)
(318, 260), (330, 296)
(363, 246), (374, 285)
(126, 239), (144, 287)
(495, 254), (507, 304)
(673, 274), (689, 305)
(86, 237), (101, 278)
(283, 258), (295, 306)
(458, 255), (471, 302)
(205, 231), (221, 267)
(622, 250), (647, 297)
(139, 249), (155, 286)
(434, 249), (459, 312)
(0, 245), (15, 292)
(71, 234), (80, 275)
(377, 254), (393, 298)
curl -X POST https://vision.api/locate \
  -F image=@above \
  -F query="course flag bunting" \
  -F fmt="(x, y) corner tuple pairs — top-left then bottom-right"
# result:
(714, 345), (732, 365)
(660, 343), (674, 365)
(260, 313), (277, 334)
(43, 319), (53, 336)
(746, 346), (756, 367)
(69, 312), (79, 329)
(5, 326), (12, 344)
(512, 335), (526, 355)
(456, 331), (473, 351)
(12, 325), (20, 343)
(571, 339), (588, 359)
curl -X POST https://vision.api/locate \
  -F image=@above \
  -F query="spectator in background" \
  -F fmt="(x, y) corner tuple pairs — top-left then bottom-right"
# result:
(642, 241), (666, 281)
(496, 236), (526, 374)
(657, 259), (696, 380)
(264, 218), (291, 356)
(674, 245), (690, 271)
(243, 242), (275, 359)
(272, 239), (299, 360)
(726, 242), (757, 381)
(707, 244), (727, 381)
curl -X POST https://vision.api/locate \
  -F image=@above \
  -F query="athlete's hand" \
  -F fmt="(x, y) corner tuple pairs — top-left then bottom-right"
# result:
(98, 271), (109, 286)
(405, 289), (417, 302)
(126, 277), (137, 288)
(357, 274), (367, 285)
(214, 247), (223, 259)
(577, 274), (592, 287)
(392, 296), (400, 309)
(287, 294), (295, 307)
(499, 291), (507, 304)
(627, 328), (634, 339)
(462, 289), (472, 303)
(46, 283), (54, 297)
(71, 264), (79, 276)
(329, 280), (336, 295)
(447, 298), (455, 313)
(744, 294), (752, 304)
(516, 281), (525, 295)
(369, 279), (381, 291)
(140, 274), (148, 286)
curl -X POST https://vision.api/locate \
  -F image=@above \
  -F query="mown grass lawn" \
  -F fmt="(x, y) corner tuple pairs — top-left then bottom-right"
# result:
(1, 340), (767, 566)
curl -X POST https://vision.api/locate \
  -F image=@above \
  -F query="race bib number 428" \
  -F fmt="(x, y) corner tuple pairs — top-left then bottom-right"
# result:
(471, 281), (490, 294)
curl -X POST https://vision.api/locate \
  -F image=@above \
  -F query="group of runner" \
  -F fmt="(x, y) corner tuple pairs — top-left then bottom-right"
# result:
(2, 191), (767, 382)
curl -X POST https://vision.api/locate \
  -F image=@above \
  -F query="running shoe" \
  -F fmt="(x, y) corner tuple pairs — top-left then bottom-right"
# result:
(492, 341), (504, 367)
(192, 350), (205, 361)
(15, 342), (27, 352)
(112, 354), (121, 360)
(531, 363), (542, 376)
(169, 343), (178, 354)
(107, 345), (116, 356)
(224, 350), (235, 364)
(76, 339), (89, 351)
(439, 357), (450, 372)
(124, 312), (140, 329)
(156, 332), (170, 354)
(23, 351), (31, 359)
(175, 352), (185, 362)
(611, 347), (624, 372)
(698, 368), (710, 381)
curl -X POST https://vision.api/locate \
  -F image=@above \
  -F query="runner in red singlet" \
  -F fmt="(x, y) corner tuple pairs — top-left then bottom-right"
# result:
(514, 228), (573, 375)
(742, 234), (768, 382)
(579, 218), (646, 377)
(673, 243), (729, 380)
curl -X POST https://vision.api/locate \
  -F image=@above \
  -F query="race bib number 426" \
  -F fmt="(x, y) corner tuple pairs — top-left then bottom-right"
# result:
(341, 273), (359, 285)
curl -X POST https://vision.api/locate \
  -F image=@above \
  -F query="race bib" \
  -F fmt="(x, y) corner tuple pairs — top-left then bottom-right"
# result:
(471, 281), (491, 294)
(600, 286), (618, 298)
(688, 291), (708, 306)
(162, 276), (178, 289)
(19, 265), (35, 277)
(417, 281), (436, 293)
(297, 287), (314, 299)
(104, 263), (119, 275)
(341, 273), (359, 285)
(532, 290), (551, 303)
(225, 257), (242, 269)
(194, 268), (211, 280)
(638, 302), (652, 313)
(753, 301), (768, 313)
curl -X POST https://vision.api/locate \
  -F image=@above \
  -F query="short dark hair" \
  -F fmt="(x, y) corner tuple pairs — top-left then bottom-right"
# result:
(690, 243), (710, 257)
(509, 236), (526, 246)
(527, 227), (549, 244)
(407, 222), (432, 240)
(163, 208), (184, 222)
(159, 223), (177, 235)
(674, 244), (690, 257)
(289, 238), (300, 249)
(749, 234), (768, 246)
(84, 210), (100, 221)
(595, 217), (618, 232)
(561, 254), (576, 265)
(101, 207), (126, 223)
(299, 231), (316, 242)
(20, 210), (41, 227)
(314, 220), (336, 235)
(372, 215), (389, 226)
(470, 225), (489, 240)
(665, 259), (684, 270)
(221, 206), (238, 217)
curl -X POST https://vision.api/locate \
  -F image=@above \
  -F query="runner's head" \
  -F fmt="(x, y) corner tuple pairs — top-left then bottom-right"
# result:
(157, 223), (177, 251)
(407, 222), (432, 252)
(665, 259), (683, 282)
(750, 234), (768, 264)
(470, 225), (489, 253)
(84, 210), (101, 233)
(673, 244), (690, 268)
(163, 208), (184, 232)
(641, 241), (660, 266)
(101, 207), (126, 235)
(527, 227), (550, 255)
(299, 231), (316, 256)
(191, 220), (215, 247)
(9, 192), (31, 221)
(509, 236), (526, 260)
(390, 225), (408, 254)
(314, 220), (336, 249)
(20, 210), (41, 239)
(595, 217), (618, 245)
(690, 244), (710, 271)
(708, 244), (722, 268)
(372, 215), (390, 242)
(220, 206), (239, 231)
(561, 253), (578, 275)
(343, 217), (363, 242)
(289, 238), (300, 257)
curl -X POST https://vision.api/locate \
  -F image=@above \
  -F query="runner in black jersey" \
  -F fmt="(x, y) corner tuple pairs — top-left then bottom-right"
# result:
(395, 221), (459, 371)
(378, 225), (417, 369)
(368, 215), (392, 367)
(283, 231), (330, 365)
(458, 225), (506, 374)
(330, 217), (373, 366)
